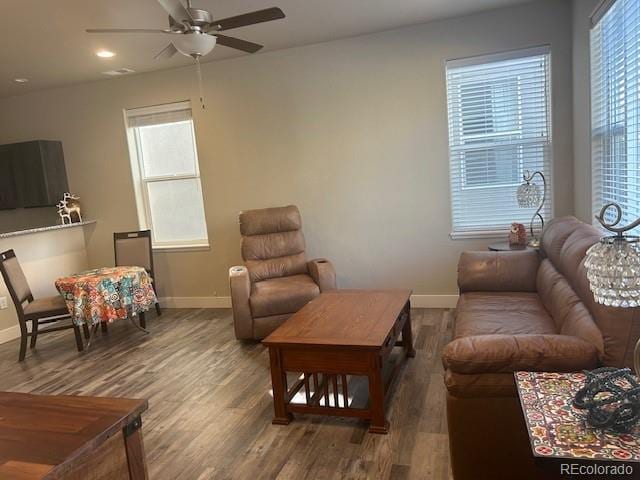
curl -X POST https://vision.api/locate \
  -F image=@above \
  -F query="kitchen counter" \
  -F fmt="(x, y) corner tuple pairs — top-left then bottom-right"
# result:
(0, 220), (96, 239)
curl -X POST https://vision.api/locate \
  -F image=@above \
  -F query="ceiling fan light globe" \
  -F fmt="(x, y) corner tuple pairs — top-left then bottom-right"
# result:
(173, 32), (217, 57)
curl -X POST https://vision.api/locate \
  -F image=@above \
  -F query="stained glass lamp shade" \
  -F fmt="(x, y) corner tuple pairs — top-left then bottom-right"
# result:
(584, 203), (640, 376)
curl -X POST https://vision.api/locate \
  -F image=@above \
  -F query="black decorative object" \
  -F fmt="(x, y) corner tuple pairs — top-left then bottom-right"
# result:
(573, 367), (640, 433)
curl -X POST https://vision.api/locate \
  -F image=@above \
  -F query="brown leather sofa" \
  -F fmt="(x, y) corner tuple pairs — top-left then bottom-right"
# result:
(443, 216), (640, 480)
(229, 205), (337, 340)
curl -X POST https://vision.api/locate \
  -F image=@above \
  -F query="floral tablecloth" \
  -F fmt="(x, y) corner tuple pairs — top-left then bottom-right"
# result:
(55, 266), (157, 326)
(515, 371), (639, 462)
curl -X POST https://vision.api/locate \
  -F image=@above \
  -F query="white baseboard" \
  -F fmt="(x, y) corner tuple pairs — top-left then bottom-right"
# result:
(0, 324), (21, 345)
(158, 294), (458, 310)
(0, 295), (458, 344)
(0, 294), (457, 346)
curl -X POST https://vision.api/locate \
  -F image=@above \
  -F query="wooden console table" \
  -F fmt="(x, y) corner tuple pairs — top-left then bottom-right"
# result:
(263, 289), (414, 434)
(488, 241), (535, 252)
(0, 392), (149, 479)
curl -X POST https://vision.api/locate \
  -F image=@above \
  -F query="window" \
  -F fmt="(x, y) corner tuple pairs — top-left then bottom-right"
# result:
(591, 0), (640, 233)
(125, 101), (209, 249)
(445, 46), (553, 238)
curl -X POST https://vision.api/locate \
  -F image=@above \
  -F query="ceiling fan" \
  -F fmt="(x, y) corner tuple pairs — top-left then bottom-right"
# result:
(87, 0), (285, 108)
(86, 0), (285, 59)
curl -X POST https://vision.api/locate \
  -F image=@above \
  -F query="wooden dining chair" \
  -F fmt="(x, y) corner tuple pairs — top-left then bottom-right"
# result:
(0, 249), (85, 361)
(113, 230), (161, 326)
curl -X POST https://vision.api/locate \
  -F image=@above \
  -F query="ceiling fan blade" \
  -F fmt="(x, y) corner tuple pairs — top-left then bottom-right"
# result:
(157, 0), (193, 24)
(214, 34), (263, 53)
(209, 7), (285, 31)
(86, 28), (173, 34)
(155, 43), (178, 60)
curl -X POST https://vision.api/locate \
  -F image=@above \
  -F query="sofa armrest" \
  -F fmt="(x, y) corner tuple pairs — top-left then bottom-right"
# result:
(458, 250), (539, 293)
(308, 258), (337, 292)
(229, 266), (253, 339)
(442, 334), (599, 374)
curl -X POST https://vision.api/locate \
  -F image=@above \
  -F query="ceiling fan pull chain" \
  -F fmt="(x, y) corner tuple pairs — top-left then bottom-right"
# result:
(195, 55), (205, 110)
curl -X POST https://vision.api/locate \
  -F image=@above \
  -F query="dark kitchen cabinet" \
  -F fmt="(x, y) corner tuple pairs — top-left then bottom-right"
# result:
(0, 145), (19, 209)
(0, 140), (69, 209)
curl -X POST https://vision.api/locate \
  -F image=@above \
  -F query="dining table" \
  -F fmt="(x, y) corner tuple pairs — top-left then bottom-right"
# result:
(55, 266), (157, 346)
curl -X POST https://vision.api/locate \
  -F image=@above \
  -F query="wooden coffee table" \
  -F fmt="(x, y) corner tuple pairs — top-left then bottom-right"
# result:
(0, 392), (148, 479)
(263, 289), (414, 434)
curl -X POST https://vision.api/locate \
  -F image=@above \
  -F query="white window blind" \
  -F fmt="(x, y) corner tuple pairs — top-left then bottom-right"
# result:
(125, 101), (209, 249)
(446, 46), (553, 238)
(591, 0), (640, 233)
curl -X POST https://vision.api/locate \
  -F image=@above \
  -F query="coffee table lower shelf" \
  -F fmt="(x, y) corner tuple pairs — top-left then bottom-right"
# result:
(267, 304), (414, 434)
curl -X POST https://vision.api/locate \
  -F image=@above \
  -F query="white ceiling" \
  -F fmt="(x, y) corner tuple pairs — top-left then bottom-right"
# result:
(0, 0), (532, 98)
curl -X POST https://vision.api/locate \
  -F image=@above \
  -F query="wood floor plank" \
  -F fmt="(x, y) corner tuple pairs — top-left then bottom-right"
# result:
(408, 433), (450, 480)
(0, 308), (451, 479)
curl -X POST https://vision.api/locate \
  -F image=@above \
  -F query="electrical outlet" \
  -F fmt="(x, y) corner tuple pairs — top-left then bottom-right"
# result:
(0, 297), (7, 309)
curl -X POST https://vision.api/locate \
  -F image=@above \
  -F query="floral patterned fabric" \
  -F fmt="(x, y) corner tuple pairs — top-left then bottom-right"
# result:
(515, 371), (639, 462)
(55, 266), (157, 326)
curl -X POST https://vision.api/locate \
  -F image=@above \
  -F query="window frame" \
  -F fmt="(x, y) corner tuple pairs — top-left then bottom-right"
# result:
(124, 101), (210, 251)
(445, 45), (553, 239)
(590, 0), (640, 233)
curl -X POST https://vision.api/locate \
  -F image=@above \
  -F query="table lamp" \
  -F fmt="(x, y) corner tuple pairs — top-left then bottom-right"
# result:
(516, 170), (546, 248)
(584, 202), (640, 377)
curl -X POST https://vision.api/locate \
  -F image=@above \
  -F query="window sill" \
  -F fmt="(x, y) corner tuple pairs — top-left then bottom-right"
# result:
(152, 243), (210, 253)
(450, 230), (508, 240)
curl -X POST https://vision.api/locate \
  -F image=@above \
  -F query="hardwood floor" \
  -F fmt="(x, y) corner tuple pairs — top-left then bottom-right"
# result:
(0, 308), (453, 480)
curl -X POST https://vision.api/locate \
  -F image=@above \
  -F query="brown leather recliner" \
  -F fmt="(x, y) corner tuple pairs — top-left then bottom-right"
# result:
(229, 205), (337, 340)
(443, 216), (640, 480)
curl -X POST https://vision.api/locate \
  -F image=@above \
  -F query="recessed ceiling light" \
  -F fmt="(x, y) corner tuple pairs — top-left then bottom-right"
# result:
(96, 50), (116, 58)
(13, 78), (29, 84)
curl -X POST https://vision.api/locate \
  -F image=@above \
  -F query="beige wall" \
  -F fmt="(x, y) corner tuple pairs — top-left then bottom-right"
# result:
(0, 0), (574, 301)
(572, 0), (600, 222)
(0, 227), (89, 333)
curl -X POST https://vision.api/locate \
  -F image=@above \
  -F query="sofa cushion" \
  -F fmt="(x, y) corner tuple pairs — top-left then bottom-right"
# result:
(242, 228), (308, 283)
(536, 259), (604, 356)
(444, 371), (517, 398)
(541, 216), (640, 368)
(443, 334), (600, 374)
(454, 292), (556, 339)
(245, 252), (308, 283)
(541, 216), (601, 290)
(250, 274), (319, 318)
(239, 205), (301, 236)
(458, 250), (539, 293)
(240, 205), (309, 283)
(242, 230), (305, 261)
